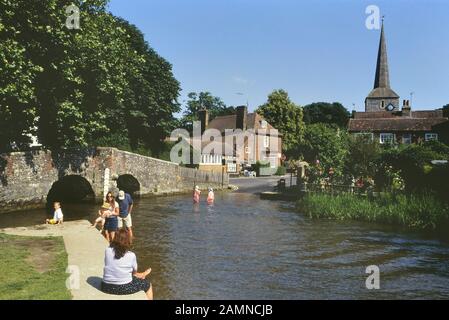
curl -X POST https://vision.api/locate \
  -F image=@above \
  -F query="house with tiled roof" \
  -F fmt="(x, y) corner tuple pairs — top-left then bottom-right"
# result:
(196, 106), (282, 174)
(349, 20), (449, 144)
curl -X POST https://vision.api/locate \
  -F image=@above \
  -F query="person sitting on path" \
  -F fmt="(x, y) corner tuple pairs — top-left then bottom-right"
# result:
(117, 190), (134, 238)
(102, 192), (119, 243)
(45, 202), (64, 225)
(101, 228), (153, 300)
(207, 187), (215, 205)
(193, 185), (201, 204)
(92, 202), (110, 230)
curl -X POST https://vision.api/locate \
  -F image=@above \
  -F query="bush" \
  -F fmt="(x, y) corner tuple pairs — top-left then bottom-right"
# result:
(379, 142), (449, 194)
(275, 166), (287, 176)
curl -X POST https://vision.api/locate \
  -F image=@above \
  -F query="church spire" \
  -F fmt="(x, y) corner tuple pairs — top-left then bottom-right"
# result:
(373, 17), (391, 89)
(365, 17), (399, 112)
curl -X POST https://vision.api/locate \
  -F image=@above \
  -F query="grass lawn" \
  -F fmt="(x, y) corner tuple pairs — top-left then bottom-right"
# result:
(0, 233), (72, 300)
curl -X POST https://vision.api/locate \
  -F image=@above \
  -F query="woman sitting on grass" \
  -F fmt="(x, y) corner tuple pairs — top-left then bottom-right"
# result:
(101, 228), (153, 300)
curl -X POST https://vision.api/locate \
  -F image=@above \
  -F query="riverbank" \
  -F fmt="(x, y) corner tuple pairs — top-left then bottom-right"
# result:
(296, 193), (449, 230)
(0, 221), (146, 300)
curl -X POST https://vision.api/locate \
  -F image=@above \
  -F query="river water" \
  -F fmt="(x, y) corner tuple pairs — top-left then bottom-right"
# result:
(1, 178), (449, 299)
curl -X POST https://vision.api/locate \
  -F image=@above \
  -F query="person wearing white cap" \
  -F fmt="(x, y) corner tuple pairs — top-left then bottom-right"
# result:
(117, 190), (134, 238)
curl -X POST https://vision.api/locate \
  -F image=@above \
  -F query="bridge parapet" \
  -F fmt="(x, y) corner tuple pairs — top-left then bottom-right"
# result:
(0, 147), (229, 213)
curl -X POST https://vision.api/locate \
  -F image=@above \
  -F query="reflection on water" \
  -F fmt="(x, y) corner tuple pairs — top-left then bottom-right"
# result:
(1, 191), (449, 299)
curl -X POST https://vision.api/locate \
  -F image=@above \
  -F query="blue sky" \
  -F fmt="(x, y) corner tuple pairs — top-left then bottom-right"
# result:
(108, 0), (449, 114)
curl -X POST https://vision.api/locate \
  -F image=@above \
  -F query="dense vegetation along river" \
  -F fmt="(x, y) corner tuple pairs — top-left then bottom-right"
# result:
(1, 179), (449, 299)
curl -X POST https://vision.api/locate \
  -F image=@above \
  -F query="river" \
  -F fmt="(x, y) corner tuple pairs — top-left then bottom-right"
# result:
(1, 177), (449, 299)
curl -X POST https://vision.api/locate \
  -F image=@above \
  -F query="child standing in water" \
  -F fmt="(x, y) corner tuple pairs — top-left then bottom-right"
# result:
(207, 187), (215, 204)
(45, 202), (64, 225)
(193, 185), (201, 203)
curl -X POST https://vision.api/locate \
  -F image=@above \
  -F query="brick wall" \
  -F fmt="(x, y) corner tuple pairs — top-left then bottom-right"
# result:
(0, 148), (228, 213)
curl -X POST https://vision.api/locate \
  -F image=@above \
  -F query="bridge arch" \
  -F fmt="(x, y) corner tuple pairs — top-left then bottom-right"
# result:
(116, 174), (140, 198)
(47, 175), (95, 205)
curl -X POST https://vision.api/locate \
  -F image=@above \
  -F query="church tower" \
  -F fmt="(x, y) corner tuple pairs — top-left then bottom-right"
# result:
(365, 19), (400, 112)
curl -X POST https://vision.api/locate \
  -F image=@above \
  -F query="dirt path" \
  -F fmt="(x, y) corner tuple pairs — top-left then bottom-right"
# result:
(0, 220), (146, 300)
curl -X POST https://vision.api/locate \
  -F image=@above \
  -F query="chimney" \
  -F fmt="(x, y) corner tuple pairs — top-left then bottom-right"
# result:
(198, 109), (209, 134)
(402, 99), (411, 117)
(236, 105), (247, 130)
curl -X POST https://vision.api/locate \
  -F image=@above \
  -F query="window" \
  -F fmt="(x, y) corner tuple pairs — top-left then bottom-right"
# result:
(202, 154), (222, 164)
(264, 135), (270, 148)
(425, 133), (438, 142)
(379, 133), (395, 144)
(260, 120), (267, 129)
(402, 133), (412, 144)
(227, 163), (237, 173)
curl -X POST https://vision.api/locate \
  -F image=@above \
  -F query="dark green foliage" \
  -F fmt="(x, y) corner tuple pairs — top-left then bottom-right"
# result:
(295, 123), (348, 176)
(345, 134), (381, 179)
(275, 166), (287, 176)
(257, 90), (305, 156)
(379, 141), (449, 193)
(303, 102), (350, 128)
(180, 92), (234, 132)
(442, 104), (449, 118)
(0, 0), (180, 153)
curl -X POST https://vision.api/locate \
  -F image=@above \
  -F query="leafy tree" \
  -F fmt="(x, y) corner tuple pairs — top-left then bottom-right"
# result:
(256, 89), (305, 156)
(295, 123), (348, 176)
(0, 22), (42, 149)
(0, 0), (180, 154)
(303, 102), (350, 128)
(442, 104), (449, 118)
(180, 92), (233, 132)
(113, 19), (180, 154)
(345, 134), (381, 179)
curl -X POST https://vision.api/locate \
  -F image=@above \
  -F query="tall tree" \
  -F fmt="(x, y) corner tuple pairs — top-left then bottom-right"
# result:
(0, 1), (42, 149)
(296, 123), (348, 175)
(180, 92), (234, 132)
(345, 134), (381, 179)
(303, 102), (350, 128)
(256, 89), (305, 156)
(114, 19), (180, 153)
(442, 104), (449, 118)
(0, 0), (180, 153)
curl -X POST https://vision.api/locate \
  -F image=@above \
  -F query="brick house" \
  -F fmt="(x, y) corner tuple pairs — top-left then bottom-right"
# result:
(348, 20), (449, 144)
(196, 106), (283, 174)
(349, 105), (448, 144)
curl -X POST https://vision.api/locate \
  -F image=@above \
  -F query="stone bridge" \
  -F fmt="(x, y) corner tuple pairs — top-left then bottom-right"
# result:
(0, 147), (228, 213)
